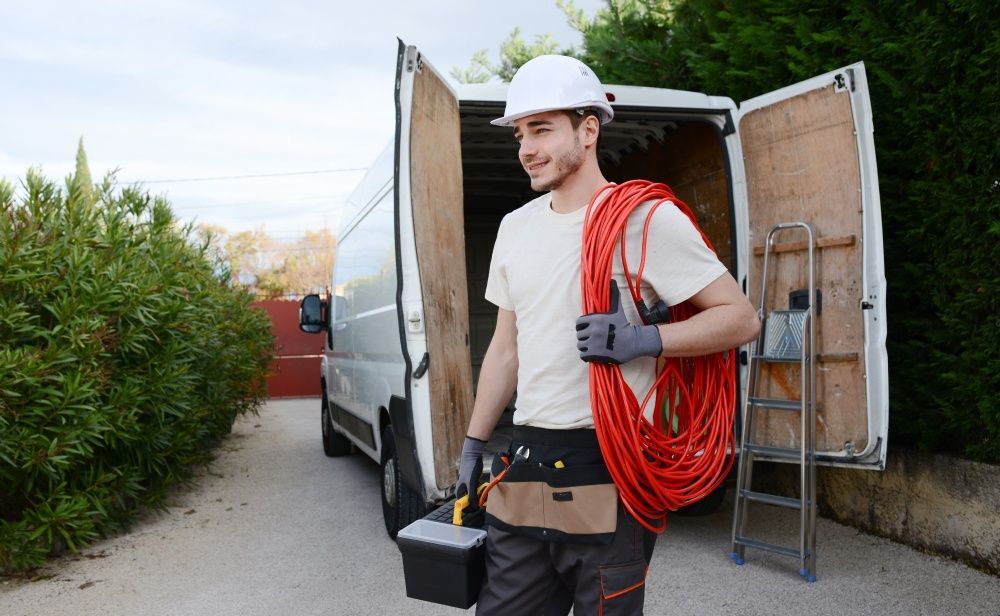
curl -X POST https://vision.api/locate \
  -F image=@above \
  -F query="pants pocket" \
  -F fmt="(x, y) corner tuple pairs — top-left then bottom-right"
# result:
(598, 559), (647, 615)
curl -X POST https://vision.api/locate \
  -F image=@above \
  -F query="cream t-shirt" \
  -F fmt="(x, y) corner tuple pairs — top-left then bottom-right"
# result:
(484, 192), (727, 429)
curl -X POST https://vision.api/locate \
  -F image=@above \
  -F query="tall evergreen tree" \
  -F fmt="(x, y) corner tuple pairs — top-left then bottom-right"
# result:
(74, 136), (94, 206)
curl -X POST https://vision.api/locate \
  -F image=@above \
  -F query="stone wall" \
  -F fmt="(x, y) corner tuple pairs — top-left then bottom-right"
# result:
(756, 449), (1000, 574)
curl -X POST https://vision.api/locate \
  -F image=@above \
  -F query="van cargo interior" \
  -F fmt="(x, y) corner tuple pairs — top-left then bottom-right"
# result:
(459, 103), (734, 387)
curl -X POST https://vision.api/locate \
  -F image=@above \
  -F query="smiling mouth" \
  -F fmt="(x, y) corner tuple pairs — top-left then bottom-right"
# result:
(525, 160), (548, 173)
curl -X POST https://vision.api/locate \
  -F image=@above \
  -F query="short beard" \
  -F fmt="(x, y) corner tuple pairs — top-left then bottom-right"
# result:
(532, 135), (585, 192)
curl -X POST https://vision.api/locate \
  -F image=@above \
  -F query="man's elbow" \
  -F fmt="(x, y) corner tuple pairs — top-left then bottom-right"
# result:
(737, 303), (760, 345)
(487, 336), (519, 368)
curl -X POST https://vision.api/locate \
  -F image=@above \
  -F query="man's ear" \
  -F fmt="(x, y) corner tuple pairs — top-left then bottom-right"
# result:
(580, 115), (600, 148)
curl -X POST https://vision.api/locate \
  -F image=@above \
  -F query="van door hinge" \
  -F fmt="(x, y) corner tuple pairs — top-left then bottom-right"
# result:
(835, 70), (857, 93)
(406, 51), (421, 73)
(412, 352), (429, 379)
(721, 111), (736, 136)
(406, 53), (423, 74)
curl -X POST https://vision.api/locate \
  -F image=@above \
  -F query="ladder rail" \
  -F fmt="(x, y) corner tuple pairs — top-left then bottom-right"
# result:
(799, 223), (816, 577)
(731, 222), (818, 582)
(730, 305), (766, 561)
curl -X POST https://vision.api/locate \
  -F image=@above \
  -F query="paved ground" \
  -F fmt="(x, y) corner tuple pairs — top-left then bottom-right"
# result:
(2, 398), (997, 616)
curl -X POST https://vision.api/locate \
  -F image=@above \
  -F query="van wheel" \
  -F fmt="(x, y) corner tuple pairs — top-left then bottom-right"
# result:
(380, 426), (425, 538)
(321, 391), (352, 457)
(675, 484), (727, 516)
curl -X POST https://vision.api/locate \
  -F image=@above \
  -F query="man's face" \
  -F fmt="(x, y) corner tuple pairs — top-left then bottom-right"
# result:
(512, 111), (585, 192)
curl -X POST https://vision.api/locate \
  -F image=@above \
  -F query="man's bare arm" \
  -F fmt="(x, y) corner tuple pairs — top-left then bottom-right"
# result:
(466, 308), (518, 441)
(657, 273), (760, 357)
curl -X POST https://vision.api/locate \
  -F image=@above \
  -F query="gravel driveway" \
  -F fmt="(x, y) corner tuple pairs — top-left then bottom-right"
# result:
(2, 398), (997, 615)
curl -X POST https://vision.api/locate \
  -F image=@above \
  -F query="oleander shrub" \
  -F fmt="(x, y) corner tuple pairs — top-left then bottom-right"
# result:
(0, 169), (274, 571)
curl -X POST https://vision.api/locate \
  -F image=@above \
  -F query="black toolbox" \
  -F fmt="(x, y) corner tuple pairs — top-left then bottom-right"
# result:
(396, 503), (487, 609)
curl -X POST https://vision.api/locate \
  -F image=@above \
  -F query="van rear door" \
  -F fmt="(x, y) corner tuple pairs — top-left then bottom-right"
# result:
(735, 62), (889, 469)
(395, 42), (475, 493)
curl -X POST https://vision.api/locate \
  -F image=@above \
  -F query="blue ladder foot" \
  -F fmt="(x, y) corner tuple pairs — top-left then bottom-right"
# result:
(729, 552), (745, 565)
(799, 568), (817, 582)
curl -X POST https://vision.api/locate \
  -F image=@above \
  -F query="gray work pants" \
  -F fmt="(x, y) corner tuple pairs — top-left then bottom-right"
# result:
(476, 504), (656, 615)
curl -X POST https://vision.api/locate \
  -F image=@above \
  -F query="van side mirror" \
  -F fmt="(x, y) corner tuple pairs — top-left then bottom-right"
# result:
(299, 294), (327, 333)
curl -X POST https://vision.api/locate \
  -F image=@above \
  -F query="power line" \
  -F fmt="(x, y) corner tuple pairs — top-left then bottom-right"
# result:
(171, 193), (350, 212)
(240, 247), (334, 253)
(125, 167), (368, 185)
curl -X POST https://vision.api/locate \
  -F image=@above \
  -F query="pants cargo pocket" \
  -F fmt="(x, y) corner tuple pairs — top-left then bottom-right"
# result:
(598, 559), (647, 616)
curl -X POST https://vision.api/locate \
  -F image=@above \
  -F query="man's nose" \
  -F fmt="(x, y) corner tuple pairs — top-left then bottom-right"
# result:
(519, 136), (537, 159)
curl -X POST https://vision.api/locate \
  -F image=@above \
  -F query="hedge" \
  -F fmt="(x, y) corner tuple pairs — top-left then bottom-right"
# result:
(570, 0), (999, 463)
(0, 170), (274, 571)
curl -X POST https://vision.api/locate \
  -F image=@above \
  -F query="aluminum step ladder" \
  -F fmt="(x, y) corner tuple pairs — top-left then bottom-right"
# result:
(730, 222), (818, 582)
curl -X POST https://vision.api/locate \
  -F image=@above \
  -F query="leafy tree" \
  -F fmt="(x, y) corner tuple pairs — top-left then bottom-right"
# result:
(198, 226), (336, 297)
(450, 50), (494, 84)
(451, 27), (576, 83)
(256, 229), (336, 296)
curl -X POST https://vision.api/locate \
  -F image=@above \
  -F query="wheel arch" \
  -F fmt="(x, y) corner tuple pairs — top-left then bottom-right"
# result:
(387, 395), (424, 500)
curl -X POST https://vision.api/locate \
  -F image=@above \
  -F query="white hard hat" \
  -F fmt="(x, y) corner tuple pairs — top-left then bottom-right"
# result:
(491, 55), (614, 127)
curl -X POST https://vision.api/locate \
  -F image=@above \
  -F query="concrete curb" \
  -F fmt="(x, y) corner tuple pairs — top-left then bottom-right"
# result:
(759, 449), (1000, 574)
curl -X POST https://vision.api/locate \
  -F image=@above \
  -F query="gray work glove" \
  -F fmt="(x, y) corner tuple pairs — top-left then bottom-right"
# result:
(456, 436), (486, 527)
(576, 280), (662, 365)
(457, 436), (486, 504)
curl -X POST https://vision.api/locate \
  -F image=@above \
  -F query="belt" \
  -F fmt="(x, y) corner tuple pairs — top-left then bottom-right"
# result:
(512, 425), (601, 449)
(488, 426), (618, 543)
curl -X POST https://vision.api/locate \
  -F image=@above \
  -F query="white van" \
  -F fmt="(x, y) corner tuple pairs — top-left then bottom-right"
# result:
(299, 41), (889, 537)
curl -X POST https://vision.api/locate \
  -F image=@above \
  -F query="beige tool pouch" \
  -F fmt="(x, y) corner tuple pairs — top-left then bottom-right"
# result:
(486, 460), (619, 544)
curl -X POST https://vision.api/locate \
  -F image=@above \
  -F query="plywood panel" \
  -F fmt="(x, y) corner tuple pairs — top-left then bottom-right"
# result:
(610, 123), (732, 271)
(741, 85), (868, 455)
(409, 63), (475, 489)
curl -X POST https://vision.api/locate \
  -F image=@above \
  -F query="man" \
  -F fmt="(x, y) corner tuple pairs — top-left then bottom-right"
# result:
(458, 55), (760, 615)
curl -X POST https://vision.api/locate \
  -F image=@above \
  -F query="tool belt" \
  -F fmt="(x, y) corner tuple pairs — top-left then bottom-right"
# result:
(485, 426), (619, 545)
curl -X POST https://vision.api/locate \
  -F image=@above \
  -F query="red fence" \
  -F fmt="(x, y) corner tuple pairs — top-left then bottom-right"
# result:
(254, 299), (323, 398)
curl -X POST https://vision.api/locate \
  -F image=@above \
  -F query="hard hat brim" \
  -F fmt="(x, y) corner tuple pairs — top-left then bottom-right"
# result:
(490, 104), (614, 127)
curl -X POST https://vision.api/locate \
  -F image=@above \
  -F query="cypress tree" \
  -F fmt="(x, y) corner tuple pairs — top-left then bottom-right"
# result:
(74, 137), (94, 206)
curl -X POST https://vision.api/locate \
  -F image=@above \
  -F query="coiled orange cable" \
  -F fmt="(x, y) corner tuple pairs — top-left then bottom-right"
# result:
(582, 179), (737, 534)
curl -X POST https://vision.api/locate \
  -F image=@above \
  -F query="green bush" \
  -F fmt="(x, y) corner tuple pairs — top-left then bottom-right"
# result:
(0, 170), (274, 571)
(568, 0), (1000, 463)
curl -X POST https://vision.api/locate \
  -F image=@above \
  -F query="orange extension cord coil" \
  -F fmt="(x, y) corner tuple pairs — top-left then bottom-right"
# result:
(582, 180), (737, 534)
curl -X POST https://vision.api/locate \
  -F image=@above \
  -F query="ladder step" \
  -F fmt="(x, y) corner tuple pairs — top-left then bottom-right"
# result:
(739, 489), (802, 509)
(748, 396), (803, 411)
(752, 354), (804, 364)
(744, 444), (804, 460)
(734, 536), (802, 559)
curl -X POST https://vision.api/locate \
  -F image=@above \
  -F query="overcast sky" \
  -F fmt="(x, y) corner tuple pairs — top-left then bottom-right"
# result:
(0, 0), (604, 240)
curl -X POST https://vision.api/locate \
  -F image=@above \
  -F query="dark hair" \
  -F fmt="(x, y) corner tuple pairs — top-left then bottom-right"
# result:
(565, 108), (602, 152)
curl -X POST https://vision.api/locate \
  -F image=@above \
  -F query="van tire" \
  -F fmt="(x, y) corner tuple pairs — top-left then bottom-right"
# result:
(380, 426), (425, 538)
(321, 391), (352, 457)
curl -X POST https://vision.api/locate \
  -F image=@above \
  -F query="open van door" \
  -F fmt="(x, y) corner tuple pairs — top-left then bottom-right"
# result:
(394, 41), (475, 493)
(736, 63), (889, 469)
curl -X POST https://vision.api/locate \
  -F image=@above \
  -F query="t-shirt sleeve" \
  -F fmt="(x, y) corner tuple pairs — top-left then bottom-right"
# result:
(484, 214), (515, 310)
(636, 202), (728, 306)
